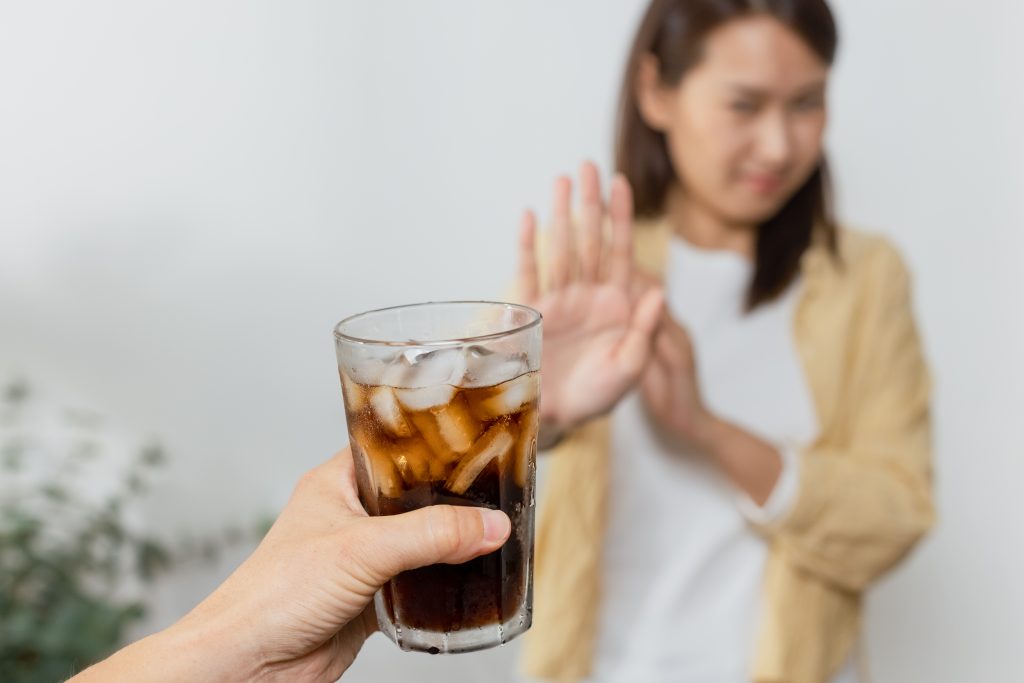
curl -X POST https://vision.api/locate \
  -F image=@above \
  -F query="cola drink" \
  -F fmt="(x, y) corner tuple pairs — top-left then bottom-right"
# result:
(343, 372), (538, 634)
(334, 302), (541, 654)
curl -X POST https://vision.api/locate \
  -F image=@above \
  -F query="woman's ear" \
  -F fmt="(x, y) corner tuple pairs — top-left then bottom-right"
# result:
(635, 54), (674, 132)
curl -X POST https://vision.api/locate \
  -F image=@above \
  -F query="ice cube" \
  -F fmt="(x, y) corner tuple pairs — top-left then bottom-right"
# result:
(463, 347), (528, 388)
(375, 348), (425, 388)
(446, 423), (515, 495)
(410, 393), (482, 457)
(343, 345), (404, 386)
(474, 372), (539, 419)
(401, 348), (432, 364)
(435, 393), (483, 454)
(353, 425), (403, 497)
(392, 437), (433, 485)
(373, 347), (468, 389)
(379, 356), (413, 388)
(369, 386), (415, 438)
(411, 411), (453, 462)
(395, 384), (457, 412)
(340, 369), (367, 413)
(513, 409), (539, 488)
(428, 455), (452, 482)
(409, 348), (468, 388)
(350, 443), (378, 514)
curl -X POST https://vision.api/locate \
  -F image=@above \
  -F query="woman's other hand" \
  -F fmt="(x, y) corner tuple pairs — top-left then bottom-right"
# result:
(639, 310), (715, 448)
(639, 311), (783, 506)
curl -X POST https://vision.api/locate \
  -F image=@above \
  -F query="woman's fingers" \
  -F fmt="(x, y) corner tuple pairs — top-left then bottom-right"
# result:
(629, 270), (658, 309)
(607, 174), (635, 288)
(539, 165), (634, 293)
(577, 161), (603, 282)
(611, 285), (664, 377)
(656, 312), (696, 371)
(547, 176), (574, 289)
(640, 352), (670, 411)
(517, 210), (540, 303)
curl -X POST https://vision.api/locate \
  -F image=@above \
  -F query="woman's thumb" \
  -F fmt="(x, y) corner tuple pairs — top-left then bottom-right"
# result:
(616, 286), (664, 370)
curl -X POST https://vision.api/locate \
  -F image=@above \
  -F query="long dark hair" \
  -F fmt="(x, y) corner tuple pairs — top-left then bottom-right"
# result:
(615, 0), (839, 309)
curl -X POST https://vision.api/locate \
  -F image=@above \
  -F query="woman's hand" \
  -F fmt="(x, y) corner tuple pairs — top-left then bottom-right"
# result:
(70, 449), (511, 682)
(639, 309), (715, 450)
(639, 310), (784, 506)
(518, 162), (664, 443)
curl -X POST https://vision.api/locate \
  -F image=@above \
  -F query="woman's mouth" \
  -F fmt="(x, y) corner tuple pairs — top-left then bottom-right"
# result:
(744, 173), (784, 195)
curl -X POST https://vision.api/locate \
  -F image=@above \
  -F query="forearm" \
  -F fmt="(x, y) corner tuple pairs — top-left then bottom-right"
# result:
(68, 613), (255, 683)
(770, 444), (934, 589)
(699, 414), (783, 506)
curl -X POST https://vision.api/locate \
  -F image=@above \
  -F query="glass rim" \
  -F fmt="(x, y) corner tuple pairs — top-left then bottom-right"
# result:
(333, 300), (542, 347)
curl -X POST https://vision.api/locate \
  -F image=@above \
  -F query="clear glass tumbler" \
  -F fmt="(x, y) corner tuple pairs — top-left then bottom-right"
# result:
(334, 301), (541, 654)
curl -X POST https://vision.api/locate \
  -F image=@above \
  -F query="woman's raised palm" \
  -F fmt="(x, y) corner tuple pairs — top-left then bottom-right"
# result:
(517, 162), (664, 437)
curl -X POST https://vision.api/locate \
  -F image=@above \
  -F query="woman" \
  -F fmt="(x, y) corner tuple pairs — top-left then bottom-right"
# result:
(514, 1), (934, 682)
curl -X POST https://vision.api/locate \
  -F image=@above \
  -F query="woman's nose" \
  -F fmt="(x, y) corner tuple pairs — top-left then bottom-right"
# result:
(754, 110), (794, 170)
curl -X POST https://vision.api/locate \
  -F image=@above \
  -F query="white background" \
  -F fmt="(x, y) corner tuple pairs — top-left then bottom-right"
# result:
(1, 1), (1022, 681)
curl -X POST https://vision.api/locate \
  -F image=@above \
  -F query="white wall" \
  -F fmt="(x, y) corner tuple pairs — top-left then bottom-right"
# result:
(1, 1), (1021, 681)
(825, 3), (1024, 682)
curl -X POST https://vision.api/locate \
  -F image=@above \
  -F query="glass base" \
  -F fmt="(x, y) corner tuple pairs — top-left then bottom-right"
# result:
(375, 591), (533, 654)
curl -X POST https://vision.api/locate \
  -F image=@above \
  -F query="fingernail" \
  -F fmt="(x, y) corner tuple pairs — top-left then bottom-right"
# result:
(480, 509), (511, 545)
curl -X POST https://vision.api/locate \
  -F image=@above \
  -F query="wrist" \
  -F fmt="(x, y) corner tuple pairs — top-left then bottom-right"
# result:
(538, 413), (570, 450)
(692, 410), (724, 456)
(156, 607), (261, 682)
(539, 392), (583, 449)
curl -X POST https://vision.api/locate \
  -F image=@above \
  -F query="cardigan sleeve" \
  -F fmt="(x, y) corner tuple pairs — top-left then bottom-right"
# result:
(765, 241), (936, 592)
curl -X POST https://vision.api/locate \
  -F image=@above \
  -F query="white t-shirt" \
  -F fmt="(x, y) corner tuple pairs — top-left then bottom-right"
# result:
(588, 236), (858, 683)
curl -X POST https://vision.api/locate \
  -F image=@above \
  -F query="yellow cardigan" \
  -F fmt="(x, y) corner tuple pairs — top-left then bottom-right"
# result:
(521, 220), (935, 683)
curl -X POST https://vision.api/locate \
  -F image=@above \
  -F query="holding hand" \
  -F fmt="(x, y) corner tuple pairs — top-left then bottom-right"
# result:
(71, 449), (511, 682)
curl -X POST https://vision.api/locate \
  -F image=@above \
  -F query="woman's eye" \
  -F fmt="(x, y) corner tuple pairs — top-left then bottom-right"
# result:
(730, 100), (757, 114)
(794, 96), (824, 112)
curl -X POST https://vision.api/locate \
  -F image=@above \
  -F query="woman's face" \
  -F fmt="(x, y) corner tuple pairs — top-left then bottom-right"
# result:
(640, 16), (829, 225)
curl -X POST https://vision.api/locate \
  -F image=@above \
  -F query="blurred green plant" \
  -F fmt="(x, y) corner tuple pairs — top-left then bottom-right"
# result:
(0, 380), (274, 682)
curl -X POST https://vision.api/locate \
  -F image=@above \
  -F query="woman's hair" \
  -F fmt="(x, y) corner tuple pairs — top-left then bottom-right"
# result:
(615, 0), (839, 309)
